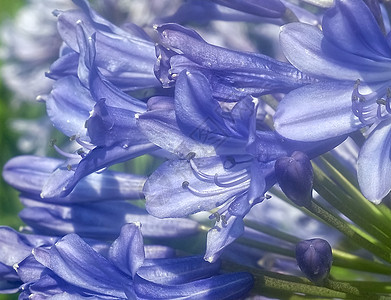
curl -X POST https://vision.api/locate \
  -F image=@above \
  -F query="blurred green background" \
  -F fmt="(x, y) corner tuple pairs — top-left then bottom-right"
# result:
(1, 1), (28, 299)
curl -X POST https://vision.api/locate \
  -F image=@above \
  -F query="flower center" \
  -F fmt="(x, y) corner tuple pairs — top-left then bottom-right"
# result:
(351, 79), (391, 125)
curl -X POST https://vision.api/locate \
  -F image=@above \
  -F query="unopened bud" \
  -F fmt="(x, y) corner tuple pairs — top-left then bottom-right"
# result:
(295, 238), (332, 284)
(274, 151), (313, 206)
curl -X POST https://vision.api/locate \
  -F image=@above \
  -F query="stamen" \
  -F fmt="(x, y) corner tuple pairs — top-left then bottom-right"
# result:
(351, 80), (382, 125)
(185, 152), (196, 161)
(189, 159), (249, 184)
(220, 214), (228, 226)
(211, 212), (221, 222)
(75, 137), (95, 150)
(213, 172), (250, 188)
(53, 145), (81, 159)
(181, 180), (248, 197)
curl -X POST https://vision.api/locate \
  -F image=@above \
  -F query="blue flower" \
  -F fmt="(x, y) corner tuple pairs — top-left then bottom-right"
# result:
(10, 223), (253, 299)
(140, 70), (343, 262)
(2, 155), (200, 241)
(48, 0), (159, 91)
(154, 23), (315, 101)
(274, 0), (391, 203)
(41, 20), (159, 198)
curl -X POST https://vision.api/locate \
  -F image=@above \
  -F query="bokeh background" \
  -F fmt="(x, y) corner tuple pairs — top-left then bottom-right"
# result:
(1, 1), (35, 299)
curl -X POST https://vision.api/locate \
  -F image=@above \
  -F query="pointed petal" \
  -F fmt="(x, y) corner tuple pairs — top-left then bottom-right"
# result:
(280, 22), (391, 81)
(33, 234), (129, 298)
(87, 99), (145, 147)
(137, 256), (220, 285)
(204, 216), (245, 263)
(322, 0), (391, 59)
(175, 70), (230, 137)
(358, 118), (391, 203)
(42, 142), (158, 198)
(274, 81), (362, 141)
(144, 157), (250, 218)
(133, 272), (253, 300)
(45, 76), (94, 139)
(109, 223), (144, 278)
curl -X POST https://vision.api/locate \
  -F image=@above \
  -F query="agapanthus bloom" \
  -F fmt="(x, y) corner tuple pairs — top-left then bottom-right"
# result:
(274, 0), (391, 203)
(2, 0), (391, 299)
(141, 69), (343, 262)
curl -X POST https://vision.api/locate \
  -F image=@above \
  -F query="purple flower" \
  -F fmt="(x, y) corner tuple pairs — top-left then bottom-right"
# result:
(274, 0), (391, 203)
(41, 21), (159, 198)
(154, 23), (314, 101)
(48, 0), (159, 91)
(13, 223), (253, 299)
(140, 70), (343, 262)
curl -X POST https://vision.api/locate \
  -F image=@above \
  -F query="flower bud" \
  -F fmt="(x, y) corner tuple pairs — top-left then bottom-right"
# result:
(295, 238), (332, 284)
(274, 151), (313, 206)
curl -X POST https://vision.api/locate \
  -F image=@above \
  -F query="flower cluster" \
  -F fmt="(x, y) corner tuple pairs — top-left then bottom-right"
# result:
(2, 0), (391, 299)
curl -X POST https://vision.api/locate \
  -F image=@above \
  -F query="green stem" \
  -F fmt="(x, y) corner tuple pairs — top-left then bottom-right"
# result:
(244, 219), (391, 275)
(223, 261), (350, 299)
(312, 163), (391, 245)
(306, 200), (391, 263)
(317, 157), (391, 237)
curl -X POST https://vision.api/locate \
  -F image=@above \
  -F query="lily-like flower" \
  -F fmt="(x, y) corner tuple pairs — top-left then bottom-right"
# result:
(154, 23), (314, 101)
(41, 20), (159, 198)
(274, 0), (391, 203)
(14, 223), (253, 299)
(140, 70), (343, 262)
(2, 156), (199, 241)
(48, 0), (159, 91)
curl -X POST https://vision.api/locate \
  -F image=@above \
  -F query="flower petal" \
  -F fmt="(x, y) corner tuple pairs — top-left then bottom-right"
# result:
(144, 156), (251, 218)
(322, 0), (391, 59)
(274, 81), (362, 141)
(358, 118), (391, 203)
(133, 272), (253, 300)
(109, 223), (144, 278)
(33, 234), (129, 298)
(280, 22), (391, 81)
(137, 256), (220, 285)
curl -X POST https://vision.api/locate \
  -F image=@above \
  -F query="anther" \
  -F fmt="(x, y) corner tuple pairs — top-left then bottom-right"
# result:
(212, 212), (221, 223)
(49, 139), (57, 147)
(220, 215), (227, 226)
(185, 152), (196, 161)
(182, 181), (190, 189)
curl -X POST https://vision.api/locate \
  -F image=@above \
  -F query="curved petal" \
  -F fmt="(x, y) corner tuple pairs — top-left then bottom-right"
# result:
(108, 223), (144, 278)
(205, 215), (245, 263)
(274, 81), (363, 141)
(138, 108), (245, 158)
(280, 22), (391, 81)
(42, 142), (158, 198)
(358, 118), (391, 203)
(144, 156), (251, 218)
(45, 76), (94, 139)
(133, 272), (253, 300)
(33, 234), (129, 298)
(137, 256), (220, 285)
(322, 0), (391, 59)
(175, 70), (230, 137)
